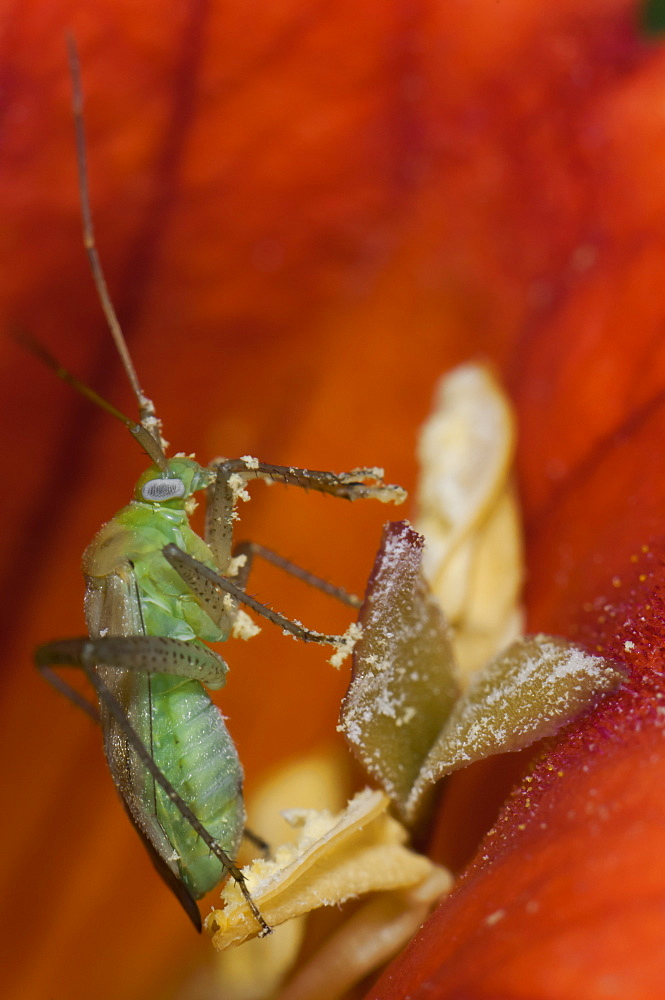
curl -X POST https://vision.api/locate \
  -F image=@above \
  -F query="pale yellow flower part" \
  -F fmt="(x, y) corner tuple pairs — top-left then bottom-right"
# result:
(276, 867), (452, 1000)
(208, 750), (355, 1000)
(209, 922), (305, 1000)
(206, 788), (441, 950)
(245, 749), (355, 846)
(415, 363), (524, 683)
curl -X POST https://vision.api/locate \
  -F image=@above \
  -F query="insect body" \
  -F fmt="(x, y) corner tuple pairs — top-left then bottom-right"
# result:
(84, 456), (242, 909)
(36, 402), (403, 932)
(34, 43), (405, 934)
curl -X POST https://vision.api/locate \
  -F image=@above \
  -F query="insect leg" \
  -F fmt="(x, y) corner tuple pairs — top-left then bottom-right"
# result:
(40, 651), (202, 931)
(35, 636), (270, 935)
(81, 661), (271, 937)
(163, 545), (348, 645)
(205, 459), (406, 572)
(231, 541), (361, 608)
(213, 459), (406, 503)
(205, 464), (235, 572)
(36, 658), (100, 723)
(243, 826), (270, 856)
(37, 635), (230, 689)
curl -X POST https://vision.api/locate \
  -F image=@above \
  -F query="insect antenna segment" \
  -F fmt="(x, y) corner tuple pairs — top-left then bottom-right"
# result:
(19, 332), (168, 471)
(66, 34), (164, 455)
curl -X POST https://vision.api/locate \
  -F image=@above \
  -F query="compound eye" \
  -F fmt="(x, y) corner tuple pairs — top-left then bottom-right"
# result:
(141, 478), (186, 502)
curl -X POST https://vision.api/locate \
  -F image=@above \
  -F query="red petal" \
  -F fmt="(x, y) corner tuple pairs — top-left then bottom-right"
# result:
(369, 546), (665, 998)
(2, 1), (663, 998)
(367, 5), (665, 998)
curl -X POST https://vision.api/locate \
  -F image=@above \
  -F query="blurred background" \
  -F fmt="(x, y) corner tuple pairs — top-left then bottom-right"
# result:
(2, 1), (664, 998)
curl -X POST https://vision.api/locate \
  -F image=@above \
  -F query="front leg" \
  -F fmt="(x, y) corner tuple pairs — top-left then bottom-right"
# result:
(205, 457), (406, 571)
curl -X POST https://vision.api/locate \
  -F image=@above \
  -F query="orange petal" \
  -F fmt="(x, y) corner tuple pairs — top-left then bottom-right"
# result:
(2, 2), (661, 999)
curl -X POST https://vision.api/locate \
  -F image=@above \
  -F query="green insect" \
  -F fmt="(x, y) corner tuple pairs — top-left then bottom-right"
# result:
(33, 42), (405, 934)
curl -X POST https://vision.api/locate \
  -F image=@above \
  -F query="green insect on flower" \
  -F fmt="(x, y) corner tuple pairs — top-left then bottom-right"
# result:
(32, 40), (405, 935)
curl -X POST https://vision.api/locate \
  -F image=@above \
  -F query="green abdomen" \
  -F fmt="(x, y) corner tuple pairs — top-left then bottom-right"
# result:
(147, 674), (244, 898)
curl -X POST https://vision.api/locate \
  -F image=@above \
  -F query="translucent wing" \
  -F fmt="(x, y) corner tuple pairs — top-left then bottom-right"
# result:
(84, 564), (200, 922)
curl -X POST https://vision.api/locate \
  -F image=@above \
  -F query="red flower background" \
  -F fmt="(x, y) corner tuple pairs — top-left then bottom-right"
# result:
(2, 1), (665, 997)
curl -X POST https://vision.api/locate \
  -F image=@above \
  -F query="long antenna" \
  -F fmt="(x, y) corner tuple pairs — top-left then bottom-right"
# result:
(66, 35), (162, 446)
(20, 333), (169, 469)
